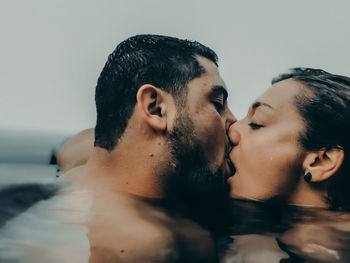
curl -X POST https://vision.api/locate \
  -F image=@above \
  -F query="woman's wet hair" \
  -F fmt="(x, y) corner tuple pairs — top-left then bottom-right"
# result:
(94, 34), (218, 151)
(272, 68), (350, 210)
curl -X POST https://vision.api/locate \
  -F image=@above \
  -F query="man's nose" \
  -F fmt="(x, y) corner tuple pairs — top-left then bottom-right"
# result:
(225, 108), (237, 132)
(228, 122), (240, 147)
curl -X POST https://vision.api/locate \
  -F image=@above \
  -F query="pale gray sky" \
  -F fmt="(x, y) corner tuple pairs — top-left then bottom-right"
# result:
(1, 0), (350, 134)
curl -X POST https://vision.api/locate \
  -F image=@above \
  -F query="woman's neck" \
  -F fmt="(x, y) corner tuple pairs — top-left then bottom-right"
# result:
(288, 180), (329, 208)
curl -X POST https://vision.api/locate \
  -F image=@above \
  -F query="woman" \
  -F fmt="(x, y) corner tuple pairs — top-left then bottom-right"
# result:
(228, 67), (350, 210)
(222, 68), (350, 263)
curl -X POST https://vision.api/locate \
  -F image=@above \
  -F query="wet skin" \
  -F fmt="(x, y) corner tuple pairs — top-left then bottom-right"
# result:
(228, 79), (305, 202)
(58, 56), (236, 263)
(227, 78), (344, 208)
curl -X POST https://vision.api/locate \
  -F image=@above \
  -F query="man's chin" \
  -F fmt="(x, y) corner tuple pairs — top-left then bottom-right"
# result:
(166, 112), (230, 201)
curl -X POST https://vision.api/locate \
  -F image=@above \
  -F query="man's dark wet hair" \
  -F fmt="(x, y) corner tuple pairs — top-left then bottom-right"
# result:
(272, 68), (350, 210)
(94, 34), (218, 151)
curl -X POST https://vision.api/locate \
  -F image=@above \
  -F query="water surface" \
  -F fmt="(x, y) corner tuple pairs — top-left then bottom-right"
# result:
(219, 199), (350, 263)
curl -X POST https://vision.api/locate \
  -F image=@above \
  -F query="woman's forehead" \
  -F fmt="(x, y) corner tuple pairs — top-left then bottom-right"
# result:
(258, 79), (301, 108)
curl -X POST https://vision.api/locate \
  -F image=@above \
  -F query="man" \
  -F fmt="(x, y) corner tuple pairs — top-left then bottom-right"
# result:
(59, 34), (236, 262)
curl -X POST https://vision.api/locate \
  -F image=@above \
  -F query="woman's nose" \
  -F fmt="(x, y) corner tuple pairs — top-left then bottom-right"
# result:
(228, 122), (240, 147)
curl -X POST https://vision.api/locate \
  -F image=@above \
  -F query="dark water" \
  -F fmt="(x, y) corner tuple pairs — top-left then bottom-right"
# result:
(0, 163), (90, 263)
(0, 163), (61, 227)
(1, 168), (350, 263)
(0, 130), (90, 262)
(218, 199), (350, 263)
(2, 166), (349, 263)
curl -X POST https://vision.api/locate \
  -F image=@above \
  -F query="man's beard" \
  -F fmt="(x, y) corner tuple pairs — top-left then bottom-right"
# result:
(165, 110), (229, 203)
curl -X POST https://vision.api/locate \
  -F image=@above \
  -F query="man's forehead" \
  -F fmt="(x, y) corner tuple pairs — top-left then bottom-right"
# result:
(190, 56), (227, 93)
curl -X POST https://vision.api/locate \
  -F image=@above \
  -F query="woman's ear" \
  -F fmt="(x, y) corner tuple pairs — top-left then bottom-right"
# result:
(136, 84), (167, 132)
(303, 148), (344, 183)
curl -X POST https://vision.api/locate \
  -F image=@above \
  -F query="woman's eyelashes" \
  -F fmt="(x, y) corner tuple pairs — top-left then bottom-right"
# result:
(248, 122), (264, 129)
(247, 110), (265, 129)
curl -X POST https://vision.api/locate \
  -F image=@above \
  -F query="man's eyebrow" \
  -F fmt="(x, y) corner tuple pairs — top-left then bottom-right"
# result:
(211, 85), (228, 102)
(251, 101), (274, 110)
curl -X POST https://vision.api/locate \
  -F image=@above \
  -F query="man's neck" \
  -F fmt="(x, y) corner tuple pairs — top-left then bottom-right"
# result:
(87, 138), (172, 199)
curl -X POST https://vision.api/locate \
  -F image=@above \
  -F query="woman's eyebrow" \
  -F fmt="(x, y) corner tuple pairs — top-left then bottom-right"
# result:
(251, 101), (275, 110)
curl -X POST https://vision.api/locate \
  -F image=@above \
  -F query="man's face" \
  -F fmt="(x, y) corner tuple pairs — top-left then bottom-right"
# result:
(167, 56), (236, 200)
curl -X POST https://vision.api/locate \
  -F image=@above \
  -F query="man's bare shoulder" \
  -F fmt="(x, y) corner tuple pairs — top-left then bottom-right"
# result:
(88, 196), (179, 263)
(89, 216), (216, 263)
(88, 194), (216, 263)
(89, 222), (179, 263)
(57, 128), (94, 173)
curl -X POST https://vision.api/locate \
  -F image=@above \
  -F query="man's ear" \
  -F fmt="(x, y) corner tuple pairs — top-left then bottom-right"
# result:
(136, 84), (167, 132)
(303, 148), (344, 183)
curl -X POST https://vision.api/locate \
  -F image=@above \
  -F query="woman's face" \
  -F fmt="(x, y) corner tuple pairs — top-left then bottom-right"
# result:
(228, 79), (306, 201)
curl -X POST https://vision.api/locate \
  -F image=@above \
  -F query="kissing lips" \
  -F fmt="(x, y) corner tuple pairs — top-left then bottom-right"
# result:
(225, 156), (236, 181)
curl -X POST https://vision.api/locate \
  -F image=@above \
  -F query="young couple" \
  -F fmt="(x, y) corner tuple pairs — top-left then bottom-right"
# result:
(58, 34), (350, 262)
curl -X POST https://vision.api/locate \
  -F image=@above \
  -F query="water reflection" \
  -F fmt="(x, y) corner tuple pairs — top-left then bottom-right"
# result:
(219, 199), (350, 263)
(0, 183), (91, 263)
(0, 163), (90, 263)
(0, 162), (218, 262)
(2, 162), (350, 262)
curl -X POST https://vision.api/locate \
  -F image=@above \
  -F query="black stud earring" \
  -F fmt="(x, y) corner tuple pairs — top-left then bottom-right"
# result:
(304, 172), (312, 183)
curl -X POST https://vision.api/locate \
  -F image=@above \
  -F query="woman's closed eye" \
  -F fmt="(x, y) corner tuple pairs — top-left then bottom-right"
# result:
(249, 122), (264, 129)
